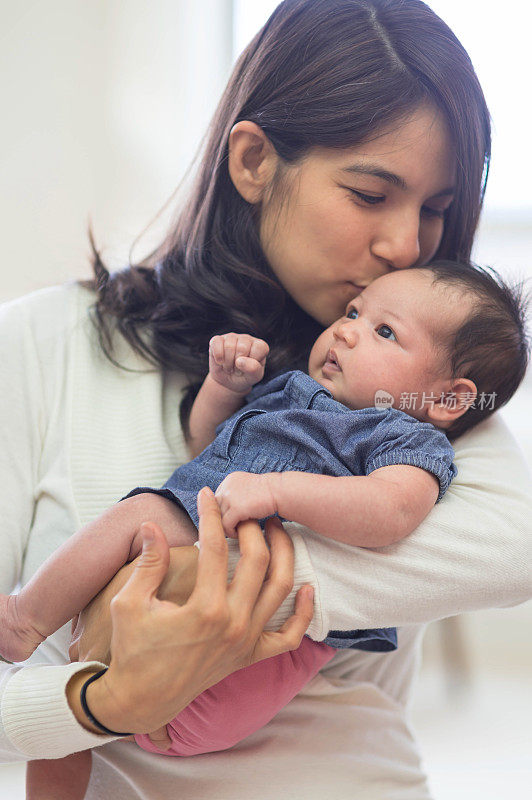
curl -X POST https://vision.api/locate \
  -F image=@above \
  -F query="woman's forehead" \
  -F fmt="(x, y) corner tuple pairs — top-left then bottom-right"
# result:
(311, 106), (455, 185)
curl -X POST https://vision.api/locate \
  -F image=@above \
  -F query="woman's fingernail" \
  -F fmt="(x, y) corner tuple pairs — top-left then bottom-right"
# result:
(142, 525), (155, 550)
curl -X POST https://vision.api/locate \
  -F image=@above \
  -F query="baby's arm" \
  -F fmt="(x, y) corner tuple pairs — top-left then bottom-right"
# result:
(187, 333), (269, 458)
(216, 465), (439, 547)
(273, 466), (439, 546)
(0, 493), (197, 662)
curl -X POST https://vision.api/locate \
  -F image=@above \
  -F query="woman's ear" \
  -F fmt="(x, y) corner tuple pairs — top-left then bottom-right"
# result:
(228, 121), (279, 204)
(427, 377), (478, 428)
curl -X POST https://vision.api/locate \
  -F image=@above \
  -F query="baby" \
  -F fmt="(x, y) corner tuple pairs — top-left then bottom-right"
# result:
(2, 261), (528, 798)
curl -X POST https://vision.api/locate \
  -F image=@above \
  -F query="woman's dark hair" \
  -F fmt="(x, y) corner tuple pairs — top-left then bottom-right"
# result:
(85, 0), (491, 435)
(419, 261), (530, 440)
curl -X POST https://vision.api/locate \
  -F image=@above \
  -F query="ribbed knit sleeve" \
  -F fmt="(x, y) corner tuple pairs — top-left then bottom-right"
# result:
(225, 529), (323, 640)
(0, 287), (118, 759)
(0, 660), (116, 760)
(287, 413), (532, 636)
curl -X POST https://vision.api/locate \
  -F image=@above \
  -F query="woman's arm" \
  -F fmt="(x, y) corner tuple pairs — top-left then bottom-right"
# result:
(78, 412), (531, 649)
(0, 293), (110, 761)
(0, 294), (313, 761)
(280, 414), (531, 636)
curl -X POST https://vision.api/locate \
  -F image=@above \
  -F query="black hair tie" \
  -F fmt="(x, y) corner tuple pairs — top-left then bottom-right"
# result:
(79, 668), (132, 737)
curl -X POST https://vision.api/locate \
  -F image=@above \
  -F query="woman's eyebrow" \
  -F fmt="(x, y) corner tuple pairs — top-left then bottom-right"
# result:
(340, 162), (455, 198)
(341, 163), (407, 189)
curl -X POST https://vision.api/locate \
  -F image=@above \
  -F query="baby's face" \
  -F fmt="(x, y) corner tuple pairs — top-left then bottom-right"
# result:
(308, 269), (467, 421)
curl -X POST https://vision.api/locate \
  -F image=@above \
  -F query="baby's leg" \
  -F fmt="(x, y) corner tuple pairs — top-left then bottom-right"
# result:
(26, 751), (92, 800)
(136, 637), (337, 757)
(0, 493), (196, 662)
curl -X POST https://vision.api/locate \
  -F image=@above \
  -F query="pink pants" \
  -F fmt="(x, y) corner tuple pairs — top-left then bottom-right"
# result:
(135, 636), (336, 756)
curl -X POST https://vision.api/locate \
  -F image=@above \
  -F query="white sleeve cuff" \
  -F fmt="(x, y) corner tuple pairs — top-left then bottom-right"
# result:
(2, 661), (118, 759)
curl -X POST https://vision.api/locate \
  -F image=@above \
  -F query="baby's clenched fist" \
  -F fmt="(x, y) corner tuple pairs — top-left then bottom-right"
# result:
(209, 333), (269, 395)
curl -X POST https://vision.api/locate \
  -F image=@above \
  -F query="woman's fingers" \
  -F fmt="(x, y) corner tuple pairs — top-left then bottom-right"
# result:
(68, 491), (316, 735)
(245, 517), (296, 629)
(251, 585), (315, 663)
(226, 519), (271, 618)
(190, 488), (229, 607)
(263, 515), (293, 583)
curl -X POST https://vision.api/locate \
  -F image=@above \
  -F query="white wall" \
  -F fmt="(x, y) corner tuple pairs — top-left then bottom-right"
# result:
(0, 0), (233, 299)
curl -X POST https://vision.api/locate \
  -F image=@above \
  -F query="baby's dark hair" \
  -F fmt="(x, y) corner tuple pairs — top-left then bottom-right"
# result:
(416, 260), (530, 440)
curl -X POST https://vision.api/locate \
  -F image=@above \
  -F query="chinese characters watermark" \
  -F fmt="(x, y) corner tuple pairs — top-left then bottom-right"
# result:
(374, 390), (497, 412)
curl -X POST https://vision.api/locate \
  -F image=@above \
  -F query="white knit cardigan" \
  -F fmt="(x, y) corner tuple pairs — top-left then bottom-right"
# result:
(0, 284), (530, 799)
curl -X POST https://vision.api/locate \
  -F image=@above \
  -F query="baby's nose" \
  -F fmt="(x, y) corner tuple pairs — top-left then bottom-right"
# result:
(334, 320), (358, 347)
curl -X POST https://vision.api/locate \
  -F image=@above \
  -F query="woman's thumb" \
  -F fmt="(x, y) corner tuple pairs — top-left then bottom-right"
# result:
(127, 522), (170, 598)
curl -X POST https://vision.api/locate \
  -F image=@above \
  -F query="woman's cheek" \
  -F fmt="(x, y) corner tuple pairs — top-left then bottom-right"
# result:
(419, 218), (445, 264)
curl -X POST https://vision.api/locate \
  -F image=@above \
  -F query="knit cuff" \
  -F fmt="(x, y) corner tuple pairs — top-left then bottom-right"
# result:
(2, 661), (117, 759)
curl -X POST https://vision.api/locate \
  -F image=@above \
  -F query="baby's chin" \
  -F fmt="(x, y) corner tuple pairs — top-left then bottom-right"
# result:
(309, 372), (332, 393)
(310, 373), (353, 407)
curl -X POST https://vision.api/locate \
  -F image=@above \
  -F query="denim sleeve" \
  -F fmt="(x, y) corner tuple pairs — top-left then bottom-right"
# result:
(364, 414), (457, 502)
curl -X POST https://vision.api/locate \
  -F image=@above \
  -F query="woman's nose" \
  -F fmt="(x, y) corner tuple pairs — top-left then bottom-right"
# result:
(371, 212), (421, 270)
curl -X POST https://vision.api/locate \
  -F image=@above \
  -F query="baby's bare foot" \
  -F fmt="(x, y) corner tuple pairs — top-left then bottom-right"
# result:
(0, 593), (46, 662)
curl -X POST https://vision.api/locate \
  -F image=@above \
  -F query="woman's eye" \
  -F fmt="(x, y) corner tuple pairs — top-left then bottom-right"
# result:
(348, 190), (385, 206)
(346, 307), (359, 319)
(421, 205), (446, 219)
(377, 324), (396, 341)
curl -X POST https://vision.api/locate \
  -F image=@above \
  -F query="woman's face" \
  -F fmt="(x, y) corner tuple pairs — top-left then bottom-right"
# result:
(259, 105), (456, 326)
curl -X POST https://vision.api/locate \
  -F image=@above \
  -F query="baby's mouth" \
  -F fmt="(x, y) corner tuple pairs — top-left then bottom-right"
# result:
(324, 349), (342, 371)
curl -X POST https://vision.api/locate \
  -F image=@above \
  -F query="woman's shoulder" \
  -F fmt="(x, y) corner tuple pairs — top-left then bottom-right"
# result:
(453, 412), (529, 473)
(0, 281), (152, 374)
(450, 412), (531, 520)
(0, 281), (95, 344)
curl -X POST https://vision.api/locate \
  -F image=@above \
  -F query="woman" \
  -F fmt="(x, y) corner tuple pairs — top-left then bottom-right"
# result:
(1, 0), (530, 797)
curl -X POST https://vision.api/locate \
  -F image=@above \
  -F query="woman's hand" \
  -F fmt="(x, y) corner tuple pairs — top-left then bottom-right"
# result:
(69, 545), (200, 665)
(67, 487), (314, 736)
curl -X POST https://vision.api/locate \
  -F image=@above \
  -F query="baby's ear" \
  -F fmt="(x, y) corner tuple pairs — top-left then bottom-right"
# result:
(427, 378), (477, 429)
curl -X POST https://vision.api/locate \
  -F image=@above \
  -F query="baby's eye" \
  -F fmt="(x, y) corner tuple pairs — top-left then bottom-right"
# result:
(377, 324), (396, 341)
(346, 307), (359, 320)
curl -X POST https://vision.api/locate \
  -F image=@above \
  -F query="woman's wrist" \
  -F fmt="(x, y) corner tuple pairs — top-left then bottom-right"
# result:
(67, 665), (136, 735)
(80, 669), (132, 736)
(66, 667), (112, 735)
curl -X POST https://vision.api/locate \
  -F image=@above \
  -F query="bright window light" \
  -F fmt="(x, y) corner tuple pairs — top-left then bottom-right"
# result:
(233, 0), (532, 216)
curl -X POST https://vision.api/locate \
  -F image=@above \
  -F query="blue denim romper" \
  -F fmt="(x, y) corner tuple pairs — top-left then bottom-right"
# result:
(128, 370), (457, 652)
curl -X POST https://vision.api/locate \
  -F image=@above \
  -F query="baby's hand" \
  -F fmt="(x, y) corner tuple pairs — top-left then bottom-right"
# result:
(209, 334), (269, 395)
(215, 471), (279, 538)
